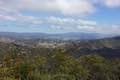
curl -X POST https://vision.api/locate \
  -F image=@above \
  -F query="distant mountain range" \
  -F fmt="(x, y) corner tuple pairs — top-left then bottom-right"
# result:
(0, 32), (115, 40)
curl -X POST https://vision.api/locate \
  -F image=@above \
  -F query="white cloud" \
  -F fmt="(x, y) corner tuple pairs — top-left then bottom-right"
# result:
(0, 14), (43, 25)
(49, 17), (120, 35)
(0, 0), (120, 35)
(0, 14), (97, 30)
(0, 0), (96, 16)
(99, 0), (120, 8)
(0, 0), (20, 15)
(0, 14), (16, 21)
(77, 25), (95, 30)
(105, 0), (120, 7)
(0, 0), (120, 16)
(46, 16), (97, 30)
(0, 14), (120, 35)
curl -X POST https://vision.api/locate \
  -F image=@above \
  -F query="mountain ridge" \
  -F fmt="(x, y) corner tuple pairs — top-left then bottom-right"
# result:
(0, 32), (117, 40)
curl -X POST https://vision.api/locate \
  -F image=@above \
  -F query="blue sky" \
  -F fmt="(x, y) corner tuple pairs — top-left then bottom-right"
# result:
(0, 0), (120, 35)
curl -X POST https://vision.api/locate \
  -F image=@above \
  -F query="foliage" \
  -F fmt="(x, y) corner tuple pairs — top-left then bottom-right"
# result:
(0, 48), (120, 80)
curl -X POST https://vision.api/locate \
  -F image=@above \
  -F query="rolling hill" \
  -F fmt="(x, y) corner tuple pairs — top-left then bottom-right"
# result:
(0, 32), (119, 58)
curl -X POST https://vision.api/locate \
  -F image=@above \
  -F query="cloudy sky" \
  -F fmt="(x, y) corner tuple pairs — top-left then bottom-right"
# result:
(0, 0), (120, 34)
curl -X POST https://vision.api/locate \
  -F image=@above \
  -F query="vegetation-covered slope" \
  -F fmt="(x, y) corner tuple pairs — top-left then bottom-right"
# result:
(0, 36), (120, 80)
(0, 49), (120, 80)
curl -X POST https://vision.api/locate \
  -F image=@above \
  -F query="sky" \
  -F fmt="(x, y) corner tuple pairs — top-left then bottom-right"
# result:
(0, 0), (120, 35)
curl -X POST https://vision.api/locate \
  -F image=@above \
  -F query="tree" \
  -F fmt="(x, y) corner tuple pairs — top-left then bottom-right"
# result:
(79, 55), (115, 80)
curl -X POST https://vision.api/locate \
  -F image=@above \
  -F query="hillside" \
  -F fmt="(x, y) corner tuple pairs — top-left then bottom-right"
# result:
(0, 35), (120, 58)
(0, 34), (120, 80)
